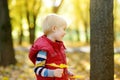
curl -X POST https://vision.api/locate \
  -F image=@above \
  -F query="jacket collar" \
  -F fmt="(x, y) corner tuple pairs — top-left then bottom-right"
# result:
(41, 35), (63, 49)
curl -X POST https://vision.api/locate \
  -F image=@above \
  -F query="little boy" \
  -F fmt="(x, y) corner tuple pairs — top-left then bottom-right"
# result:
(29, 14), (74, 80)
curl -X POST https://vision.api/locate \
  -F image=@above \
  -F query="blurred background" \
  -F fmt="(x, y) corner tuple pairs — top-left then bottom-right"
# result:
(0, 0), (120, 80)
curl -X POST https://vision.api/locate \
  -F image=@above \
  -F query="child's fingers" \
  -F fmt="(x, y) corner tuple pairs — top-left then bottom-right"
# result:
(70, 78), (75, 80)
(57, 69), (63, 74)
(54, 69), (63, 77)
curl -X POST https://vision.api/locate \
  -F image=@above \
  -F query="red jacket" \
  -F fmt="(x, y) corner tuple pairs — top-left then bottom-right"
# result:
(29, 35), (68, 80)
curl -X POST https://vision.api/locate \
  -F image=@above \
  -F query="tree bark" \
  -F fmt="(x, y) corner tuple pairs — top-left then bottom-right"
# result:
(0, 0), (16, 66)
(25, 0), (41, 44)
(90, 0), (114, 80)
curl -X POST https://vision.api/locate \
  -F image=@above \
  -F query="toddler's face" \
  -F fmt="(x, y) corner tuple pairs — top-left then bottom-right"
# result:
(54, 26), (66, 41)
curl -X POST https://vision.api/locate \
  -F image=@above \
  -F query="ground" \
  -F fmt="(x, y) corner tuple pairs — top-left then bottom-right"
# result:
(0, 46), (120, 80)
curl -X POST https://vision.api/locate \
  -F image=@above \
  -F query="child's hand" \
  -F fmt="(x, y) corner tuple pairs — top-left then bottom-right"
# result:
(68, 75), (75, 80)
(54, 69), (63, 77)
(69, 77), (75, 80)
(68, 72), (76, 80)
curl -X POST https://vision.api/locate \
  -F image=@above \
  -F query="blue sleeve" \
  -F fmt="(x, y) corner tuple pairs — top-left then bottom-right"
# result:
(34, 51), (54, 77)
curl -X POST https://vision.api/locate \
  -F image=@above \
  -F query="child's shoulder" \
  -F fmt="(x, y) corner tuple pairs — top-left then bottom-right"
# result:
(34, 36), (47, 44)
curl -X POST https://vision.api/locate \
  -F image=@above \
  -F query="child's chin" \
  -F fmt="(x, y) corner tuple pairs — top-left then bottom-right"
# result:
(57, 39), (62, 41)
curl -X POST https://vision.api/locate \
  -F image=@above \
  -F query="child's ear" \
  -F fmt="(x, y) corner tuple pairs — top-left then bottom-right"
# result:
(52, 26), (57, 31)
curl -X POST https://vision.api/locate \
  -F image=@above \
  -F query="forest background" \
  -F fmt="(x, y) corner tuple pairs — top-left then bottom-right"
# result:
(0, 0), (120, 80)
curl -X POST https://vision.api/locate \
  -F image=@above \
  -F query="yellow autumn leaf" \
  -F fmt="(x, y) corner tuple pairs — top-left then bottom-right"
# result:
(46, 63), (59, 67)
(71, 75), (84, 79)
(46, 63), (68, 68)
(2, 77), (9, 80)
(59, 64), (68, 68)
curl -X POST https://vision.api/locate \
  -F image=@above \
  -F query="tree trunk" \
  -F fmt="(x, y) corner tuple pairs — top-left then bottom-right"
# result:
(29, 14), (36, 44)
(18, 25), (23, 45)
(52, 0), (63, 13)
(84, 22), (89, 43)
(25, 0), (41, 44)
(0, 0), (16, 66)
(90, 0), (114, 80)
